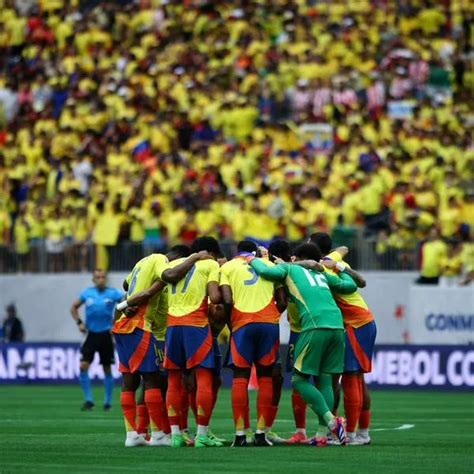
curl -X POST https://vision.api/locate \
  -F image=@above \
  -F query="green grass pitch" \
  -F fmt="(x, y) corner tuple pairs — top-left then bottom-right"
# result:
(1, 386), (473, 473)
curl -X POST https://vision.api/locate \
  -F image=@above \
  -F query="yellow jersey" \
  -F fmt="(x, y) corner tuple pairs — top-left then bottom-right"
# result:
(420, 240), (448, 278)
(112, 253), (169, 335)
(158, 258), (220, 327)
(325, 251), (374, 329)
(287, 300), (301, 333)
(220, 257), (280, 331)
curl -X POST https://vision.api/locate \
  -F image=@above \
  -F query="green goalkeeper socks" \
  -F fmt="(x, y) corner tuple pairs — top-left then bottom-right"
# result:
(292, 374), (332, 426)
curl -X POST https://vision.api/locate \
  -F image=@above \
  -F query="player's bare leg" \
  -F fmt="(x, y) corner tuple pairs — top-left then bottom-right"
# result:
(142, 372), (171, 446)
(357, 376), (372, 444)
(121, 373), (146, 447)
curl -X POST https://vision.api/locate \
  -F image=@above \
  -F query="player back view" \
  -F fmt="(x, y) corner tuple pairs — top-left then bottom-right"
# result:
(220, 241), (286, 447)
(159, 236), (223, 448)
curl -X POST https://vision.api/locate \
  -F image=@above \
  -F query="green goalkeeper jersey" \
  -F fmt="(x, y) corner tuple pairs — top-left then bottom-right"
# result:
(249, 259), (357, 332)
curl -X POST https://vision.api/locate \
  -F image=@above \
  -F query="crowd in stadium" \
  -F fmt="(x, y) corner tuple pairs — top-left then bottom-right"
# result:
(0, 0), (473, 275)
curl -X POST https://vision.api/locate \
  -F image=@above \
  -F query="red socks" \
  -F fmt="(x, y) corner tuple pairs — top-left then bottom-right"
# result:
(120, 391), (137, 431)
(359, 410), (371, 430)
(292, 389), (307, 429)
(136, 403), (149, 434)
(342, 374), (363, 433)
(189, 390), (197, 423)
(256, 377), (272, 431)
(180, 385), (189, 430)
(266, 405), (278, 429)
(232, 377), (249, 432)
(166, 370), (182, 427)
(145, 388), (170, 433)
(195, 368), (214, 426)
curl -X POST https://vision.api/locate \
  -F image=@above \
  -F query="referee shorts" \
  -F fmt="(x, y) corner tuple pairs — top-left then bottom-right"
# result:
(80, 331), (115, 366)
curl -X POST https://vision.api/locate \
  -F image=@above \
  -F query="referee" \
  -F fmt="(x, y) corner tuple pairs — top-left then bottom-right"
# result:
(71, 269), (123, 411)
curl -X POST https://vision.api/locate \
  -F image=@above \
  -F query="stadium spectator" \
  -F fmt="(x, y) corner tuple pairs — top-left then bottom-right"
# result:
(416, 227), (448, 285)
(0, 0), (472, 272)
(2, 303), (25, 342)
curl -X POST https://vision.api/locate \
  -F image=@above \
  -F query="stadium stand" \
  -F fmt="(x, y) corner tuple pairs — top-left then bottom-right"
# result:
(0, 0), (473, 273)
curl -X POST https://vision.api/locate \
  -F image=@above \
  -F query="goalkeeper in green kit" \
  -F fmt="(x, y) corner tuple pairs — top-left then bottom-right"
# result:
(242, 243), (357, 446)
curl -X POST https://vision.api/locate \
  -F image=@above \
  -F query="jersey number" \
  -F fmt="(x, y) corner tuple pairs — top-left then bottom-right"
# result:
(302, 268), (329, 289)
(172, 264), (196, 294)
(244, 266), (259, 286)
(128, 268), (141, 295)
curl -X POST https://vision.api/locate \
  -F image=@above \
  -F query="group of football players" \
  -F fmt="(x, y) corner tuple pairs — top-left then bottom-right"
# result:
(110, 232), (376, 448)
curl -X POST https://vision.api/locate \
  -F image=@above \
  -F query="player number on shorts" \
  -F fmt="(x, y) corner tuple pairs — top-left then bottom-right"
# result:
(244, 266), (259, 286)
(172, 264), (196, 294)
(302, 268), (329, 289)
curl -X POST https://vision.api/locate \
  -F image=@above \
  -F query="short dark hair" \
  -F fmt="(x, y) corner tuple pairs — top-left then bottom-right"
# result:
(191, 236), (222, 256)
(269, 239), (291, 262)
(237, 240), (257, 253)
(308, 232), (332, 255)
(167, 244), (191, 260)
(293, 243), (322, 261)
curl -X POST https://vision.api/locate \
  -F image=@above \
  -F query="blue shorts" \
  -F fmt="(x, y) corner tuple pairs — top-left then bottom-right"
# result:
(228, 323), (280, 368)
(114, 329), (158, 373)
(344, 320), (377, 373)
(164, 325), (214, 370)
(154, 339), (166, 375)
(285, 330), (300, 372)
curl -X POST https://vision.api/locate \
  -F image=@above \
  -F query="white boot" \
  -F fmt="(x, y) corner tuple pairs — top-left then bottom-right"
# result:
(148, 432), (172, 447)
(125, 431), (148, 447)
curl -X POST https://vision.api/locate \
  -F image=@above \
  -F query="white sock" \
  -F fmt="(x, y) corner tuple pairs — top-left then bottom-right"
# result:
(255, 429), (265, 434)
(358, 429), (369, 437)
(236, 430), (245, 436)
(296, 428), (306, 435)
(171, 425), (180, 435)
(347, 431), (356, 439)
(326, 417), (336, 431)
(151, 430), (165, 439)
(197, 425), (207, 436)
(127, 430), (138, 438)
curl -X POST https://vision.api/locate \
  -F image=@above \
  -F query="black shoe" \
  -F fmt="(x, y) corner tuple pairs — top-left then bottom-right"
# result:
(81, 401), (95, 411)
(104, 403), (112, 411)
(231, 435), (247, 447)
(254, 433), (273, 447)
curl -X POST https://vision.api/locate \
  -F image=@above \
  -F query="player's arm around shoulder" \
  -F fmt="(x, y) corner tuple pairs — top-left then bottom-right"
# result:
(324, 271), (358, 294)
(248, 257), (288, 281)
(160, 251), (211, 283)
(323, 257), (366, 288)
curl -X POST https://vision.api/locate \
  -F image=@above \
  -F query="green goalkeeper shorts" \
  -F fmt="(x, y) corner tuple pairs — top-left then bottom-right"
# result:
(293, 328), (344, 376)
